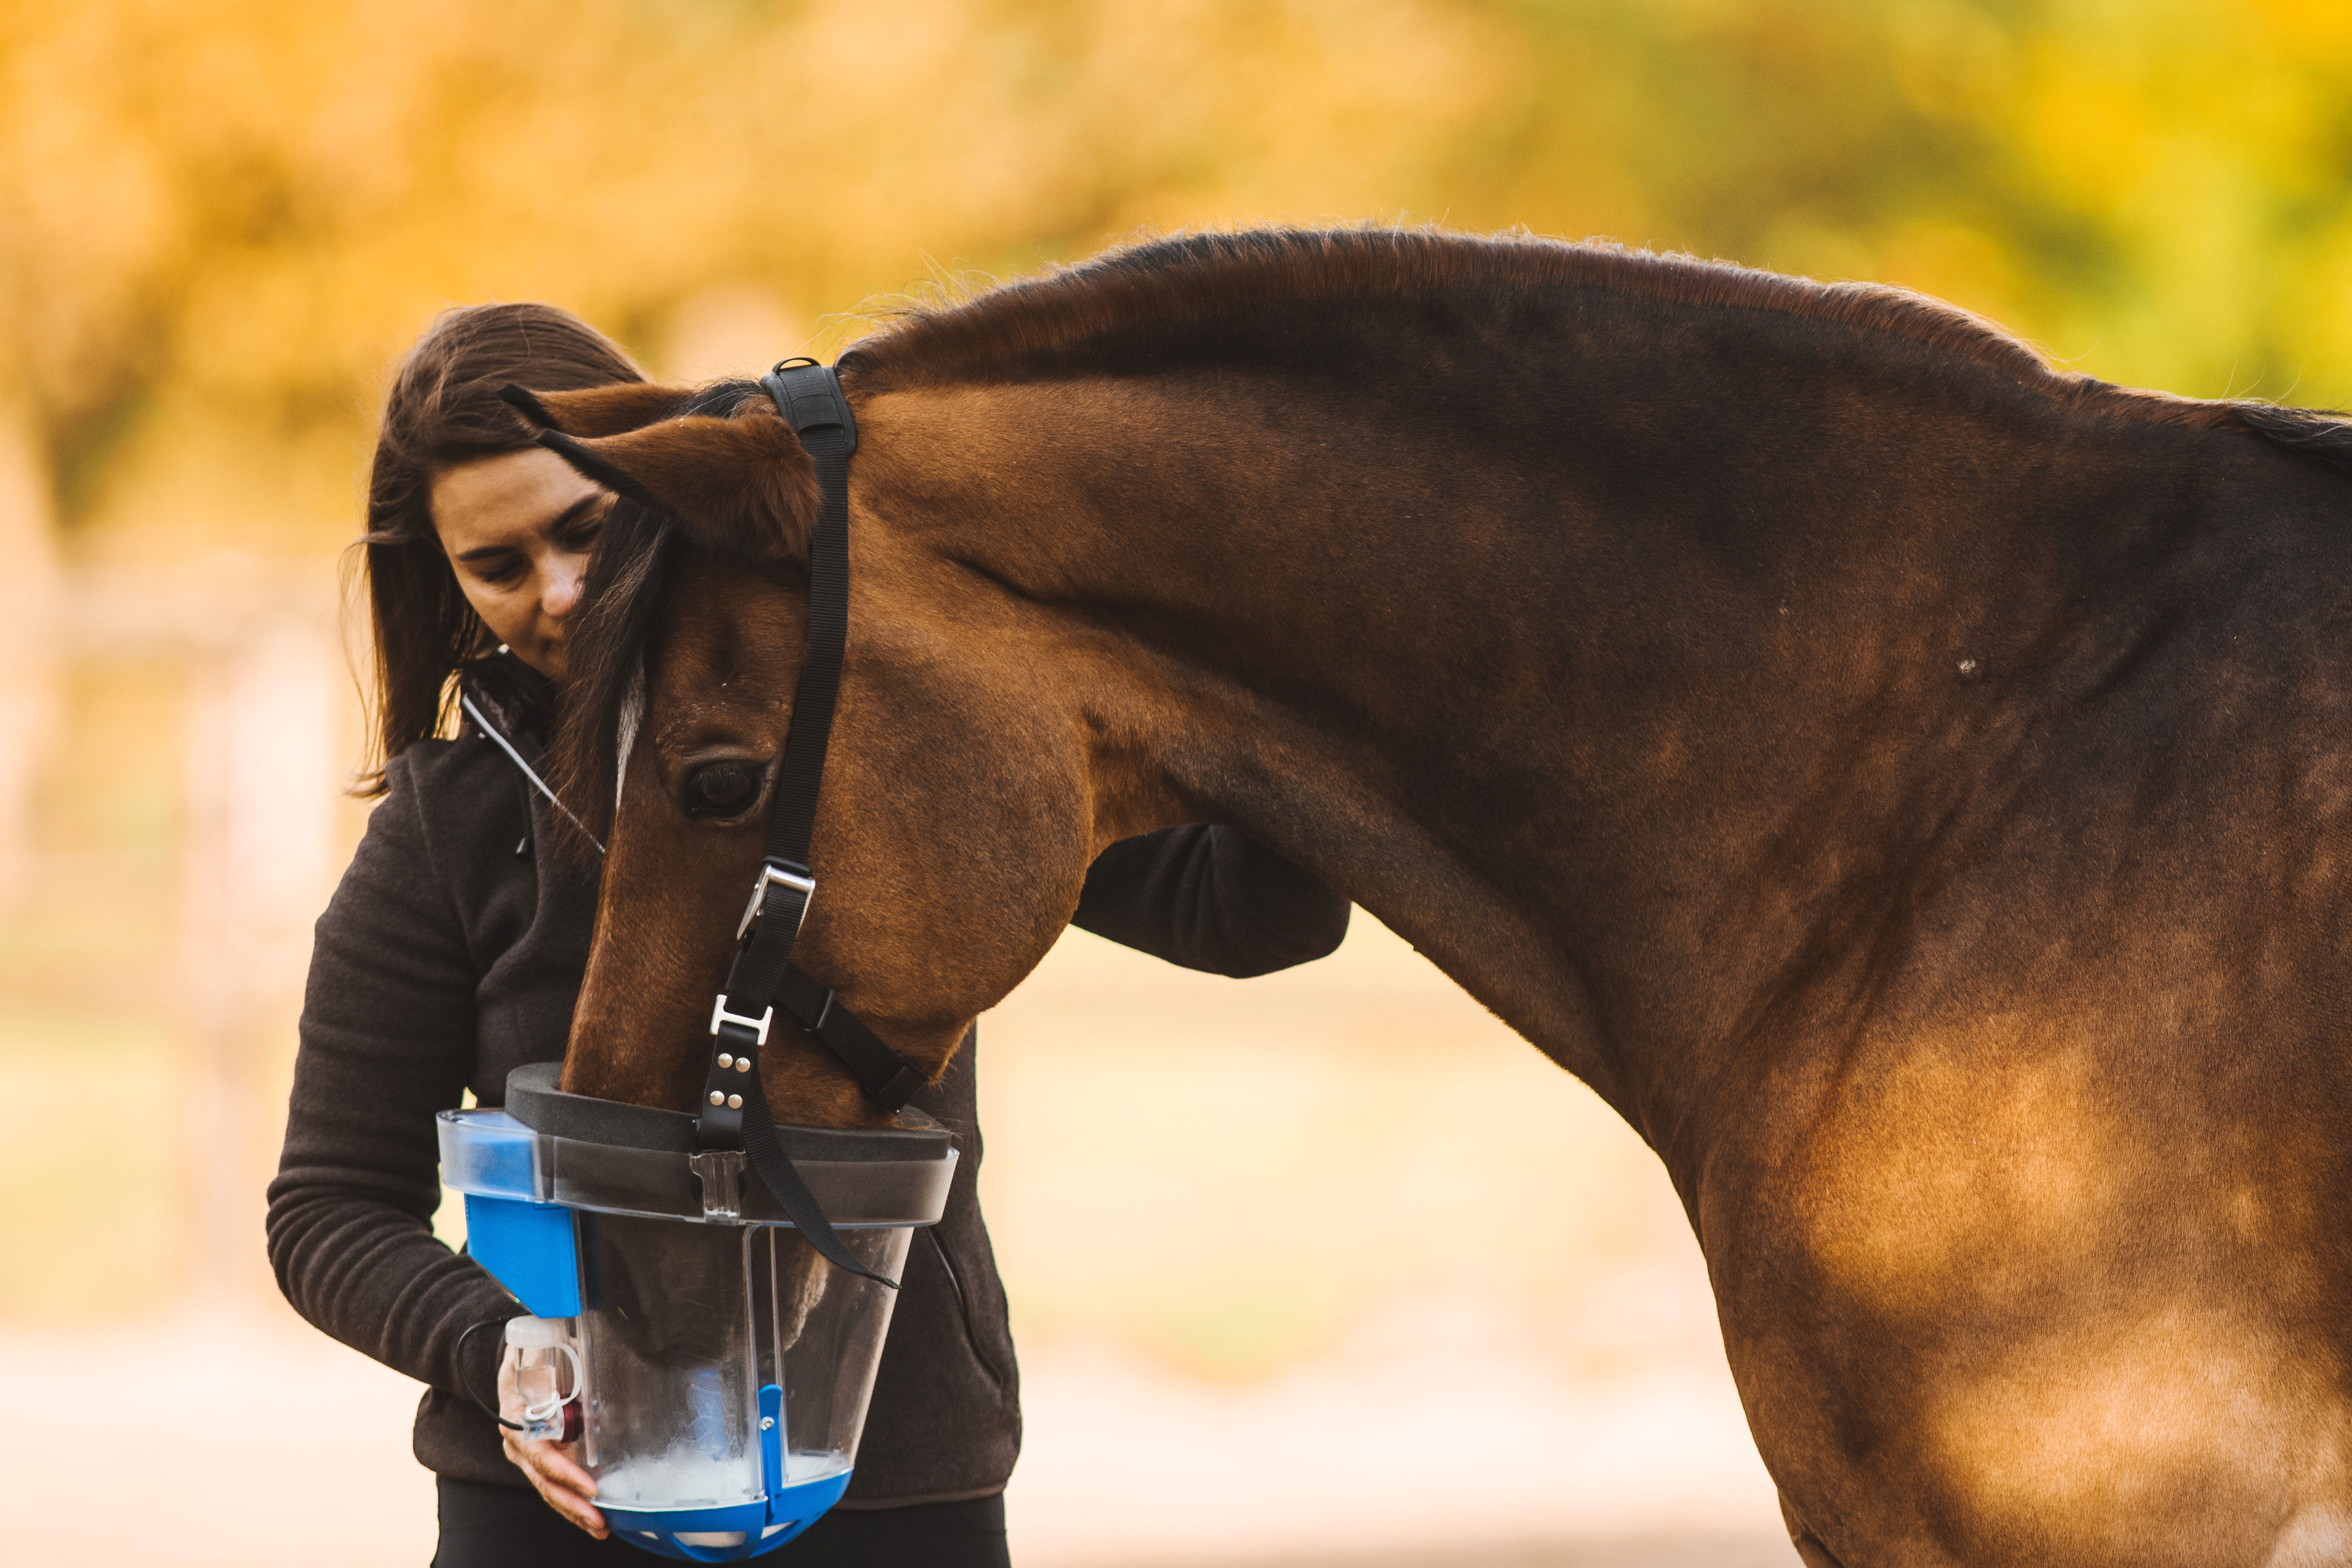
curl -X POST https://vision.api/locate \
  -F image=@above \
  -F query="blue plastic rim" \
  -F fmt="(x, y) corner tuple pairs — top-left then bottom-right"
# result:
(602, 1469), (854, 1561)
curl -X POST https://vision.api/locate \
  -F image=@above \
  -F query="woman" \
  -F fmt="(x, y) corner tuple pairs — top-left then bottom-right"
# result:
(266, 302), (1350, 1567)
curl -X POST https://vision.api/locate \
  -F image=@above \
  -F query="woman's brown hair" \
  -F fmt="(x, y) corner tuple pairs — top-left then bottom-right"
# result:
(359, 302), (644, 793)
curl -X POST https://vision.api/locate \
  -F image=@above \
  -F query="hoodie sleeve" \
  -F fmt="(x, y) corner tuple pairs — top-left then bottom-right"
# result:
(1071, 826), (1349, 977)
(264, 751), (517, 1408)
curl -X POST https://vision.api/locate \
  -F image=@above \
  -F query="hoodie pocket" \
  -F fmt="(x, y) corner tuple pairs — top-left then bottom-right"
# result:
(923, 1226), (1013, 1393)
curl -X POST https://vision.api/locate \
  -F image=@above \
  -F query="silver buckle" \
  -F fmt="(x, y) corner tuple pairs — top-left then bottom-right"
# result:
(710, 995), (774, 1046)
(737, 862), (817, 941)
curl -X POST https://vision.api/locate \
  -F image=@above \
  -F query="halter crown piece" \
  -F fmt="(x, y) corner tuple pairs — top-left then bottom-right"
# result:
(696, 358), (928, 1288)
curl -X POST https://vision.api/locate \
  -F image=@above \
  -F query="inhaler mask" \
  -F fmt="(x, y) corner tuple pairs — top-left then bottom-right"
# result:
(440, 1063), (955, 1561)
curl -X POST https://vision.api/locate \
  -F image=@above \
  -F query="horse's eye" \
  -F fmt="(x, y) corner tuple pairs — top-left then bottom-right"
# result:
(685, 762), (760, 817)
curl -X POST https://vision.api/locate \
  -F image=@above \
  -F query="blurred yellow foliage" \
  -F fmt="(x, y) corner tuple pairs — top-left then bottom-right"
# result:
(5, 0), (2352, 559)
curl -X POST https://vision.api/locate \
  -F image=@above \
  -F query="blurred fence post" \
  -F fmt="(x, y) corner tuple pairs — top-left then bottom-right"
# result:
(171, 567), (343, 1301)
(0, 408), (59, 912)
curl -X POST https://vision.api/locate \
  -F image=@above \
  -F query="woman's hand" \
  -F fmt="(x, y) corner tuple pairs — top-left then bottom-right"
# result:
(498, 1345), (607, 1538)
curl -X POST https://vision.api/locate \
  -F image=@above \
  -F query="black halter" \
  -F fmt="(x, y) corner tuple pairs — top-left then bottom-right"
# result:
(693, 358), (926, 1288)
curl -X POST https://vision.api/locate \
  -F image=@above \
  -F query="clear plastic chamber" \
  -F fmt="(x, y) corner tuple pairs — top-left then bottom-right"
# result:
(576, 1211), (909, 1512)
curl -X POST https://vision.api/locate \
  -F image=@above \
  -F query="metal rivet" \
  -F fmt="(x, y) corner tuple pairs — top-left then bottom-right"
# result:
(760, 1416), (775, 1431)
(717, 1053), (734, 1070)
(735, 1058), (751, 1073)
(708, 1090), (726, 1106)
(727, 1094), (743, 1110)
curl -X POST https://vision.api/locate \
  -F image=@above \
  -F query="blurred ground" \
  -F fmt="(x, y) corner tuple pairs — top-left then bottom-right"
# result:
(1, 828), (1794, 1563)
(987, 917), (1797, 1565)
(0, 1305), (1792, 1567)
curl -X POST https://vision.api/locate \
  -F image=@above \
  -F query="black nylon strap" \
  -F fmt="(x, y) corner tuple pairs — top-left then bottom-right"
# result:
(687, 359), (924, 1290)
(724, 1018), (903, 1289)
(760, 359), (855, 874)
(777, 964), (930, 1107)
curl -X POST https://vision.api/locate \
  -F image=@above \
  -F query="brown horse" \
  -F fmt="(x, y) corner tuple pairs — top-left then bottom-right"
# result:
(522, 229), (2352, 1566)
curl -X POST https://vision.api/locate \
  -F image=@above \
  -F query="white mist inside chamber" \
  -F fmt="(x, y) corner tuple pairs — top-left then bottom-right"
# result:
(600, 1448), (850, 1509)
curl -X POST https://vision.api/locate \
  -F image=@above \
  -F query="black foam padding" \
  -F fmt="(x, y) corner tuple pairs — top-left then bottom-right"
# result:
(503, 1062), (951, 1163)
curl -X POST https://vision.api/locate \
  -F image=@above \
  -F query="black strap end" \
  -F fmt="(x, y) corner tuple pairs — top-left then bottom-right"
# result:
(695, 1103), (744, 1149)
(872, 1064), (926, 1111)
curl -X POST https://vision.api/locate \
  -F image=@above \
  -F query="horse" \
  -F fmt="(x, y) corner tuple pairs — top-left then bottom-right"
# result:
(514, 227), (2352, 1566)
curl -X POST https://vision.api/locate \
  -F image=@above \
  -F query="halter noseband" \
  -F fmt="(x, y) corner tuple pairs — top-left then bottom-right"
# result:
(693, 358), (926, 1288)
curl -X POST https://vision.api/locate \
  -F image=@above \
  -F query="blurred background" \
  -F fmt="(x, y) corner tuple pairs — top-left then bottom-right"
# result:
(3, 1), (2348, 1562)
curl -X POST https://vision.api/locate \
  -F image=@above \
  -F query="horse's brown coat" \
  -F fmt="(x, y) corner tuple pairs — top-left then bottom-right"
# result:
(532, 230), (2352, 1565)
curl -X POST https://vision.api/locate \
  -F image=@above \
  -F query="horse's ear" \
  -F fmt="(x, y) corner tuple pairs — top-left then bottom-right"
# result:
(534, 413), (819, 565)
(498, 382), (693, 438)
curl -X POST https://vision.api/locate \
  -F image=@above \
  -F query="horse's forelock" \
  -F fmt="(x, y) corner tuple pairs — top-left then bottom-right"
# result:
(549, 493), (678, 858)
(543, 377), (806, 852)
(680, 379), (766, 419)
(615, 657), (645, 809)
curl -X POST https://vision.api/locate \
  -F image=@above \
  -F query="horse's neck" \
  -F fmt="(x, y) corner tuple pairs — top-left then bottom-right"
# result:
(859, 331), (2205, 1142)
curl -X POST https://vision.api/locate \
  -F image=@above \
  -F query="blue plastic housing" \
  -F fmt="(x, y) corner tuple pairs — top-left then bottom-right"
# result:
(464, 1194), (581, 1318)
(440, 1109), (581, 1317)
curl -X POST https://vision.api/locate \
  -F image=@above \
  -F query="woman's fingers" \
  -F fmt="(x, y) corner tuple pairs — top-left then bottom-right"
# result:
(505, 1437), (606, 1538)
(518, 1436), (600, 1500)
(502, 1431), (609, 1539)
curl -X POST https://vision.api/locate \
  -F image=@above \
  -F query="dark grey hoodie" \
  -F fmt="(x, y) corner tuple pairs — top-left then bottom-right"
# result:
(266, 709), (1347, 1505)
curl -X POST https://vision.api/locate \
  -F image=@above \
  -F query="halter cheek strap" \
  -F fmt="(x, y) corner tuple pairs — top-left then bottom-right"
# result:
(694, 359), (927, 1289)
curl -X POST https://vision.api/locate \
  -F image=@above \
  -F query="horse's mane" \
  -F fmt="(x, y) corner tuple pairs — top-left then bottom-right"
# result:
(547, 227), (2352, 851)
(845, 225), (2352, 470)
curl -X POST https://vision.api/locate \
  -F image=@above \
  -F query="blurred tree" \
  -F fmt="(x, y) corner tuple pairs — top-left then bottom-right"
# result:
(0, 0), (1502, 553)
(1441, 0), (2352, 400)
(1, 0), (2348, 559)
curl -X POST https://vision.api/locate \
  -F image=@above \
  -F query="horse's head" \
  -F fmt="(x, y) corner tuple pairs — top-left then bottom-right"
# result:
(517, 378), (1109, 1127)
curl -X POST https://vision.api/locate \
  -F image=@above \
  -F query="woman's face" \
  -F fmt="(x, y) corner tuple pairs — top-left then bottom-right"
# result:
(430, 447), (613, 680)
